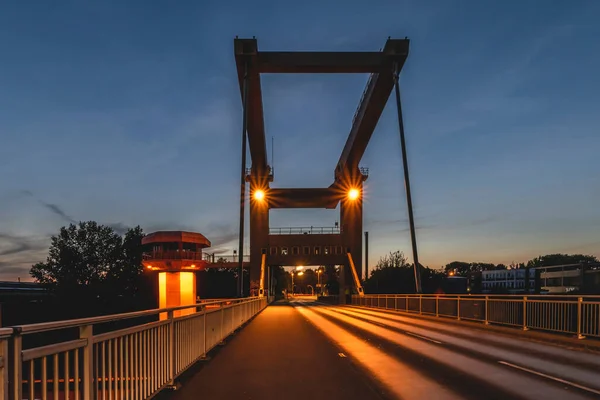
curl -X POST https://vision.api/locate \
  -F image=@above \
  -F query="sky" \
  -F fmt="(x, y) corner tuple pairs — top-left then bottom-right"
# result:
(1, 0), (599, 281)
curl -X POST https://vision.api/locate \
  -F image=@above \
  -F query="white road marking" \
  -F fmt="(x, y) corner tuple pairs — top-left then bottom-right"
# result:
(338, 352), (347, 357)
(498, 361), (600, 396)
(404, 331), (443, 344)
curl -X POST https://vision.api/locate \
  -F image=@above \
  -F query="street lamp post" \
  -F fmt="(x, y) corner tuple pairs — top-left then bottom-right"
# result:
(316, 268), (323, 295)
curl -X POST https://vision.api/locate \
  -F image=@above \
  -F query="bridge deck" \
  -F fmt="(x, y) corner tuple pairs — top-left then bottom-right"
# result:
(165, 301), (387, 400)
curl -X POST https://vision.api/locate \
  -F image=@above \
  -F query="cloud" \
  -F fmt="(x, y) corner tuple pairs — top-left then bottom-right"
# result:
(108, 222), (131, 236)
(204, 222), (238, 248)
(20, 190), (76, 224)
(0, 233), (50, 280)
(0, 233), (49, 257)
(0, 263), (31, 277)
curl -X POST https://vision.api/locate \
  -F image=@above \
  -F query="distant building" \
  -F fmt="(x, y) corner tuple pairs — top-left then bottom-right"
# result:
(0, 281), (48, 300)
(481, 269), (537, 294)
(536, 263), (600, 294)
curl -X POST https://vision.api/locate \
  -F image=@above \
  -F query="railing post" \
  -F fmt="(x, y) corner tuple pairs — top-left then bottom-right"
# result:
(457, 296), (461, 320)
(167, 310), (175, 384)
(435, 296), (439, 317)
(419, 295), (422, 315)
(219, 305), (225, 345)
(405, 295), (408, 312)
(11, 330), (22, 400)
(79, 324), (93, 400)
(484, 296), (489, 325)
(0, 336), (7, 400)
(394, 296), (397, 310)
(202, 307), (207, 358)
(577, 297), (585, 339)
(523, 296), (529, 331)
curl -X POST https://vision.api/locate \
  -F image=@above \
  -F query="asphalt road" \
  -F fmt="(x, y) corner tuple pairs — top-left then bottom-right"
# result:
(165, 299), (600, 400)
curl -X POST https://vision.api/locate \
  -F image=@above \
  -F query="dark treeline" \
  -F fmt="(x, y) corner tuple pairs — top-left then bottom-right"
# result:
(442, 253), (598, 277)
(363, 251), (599, 294)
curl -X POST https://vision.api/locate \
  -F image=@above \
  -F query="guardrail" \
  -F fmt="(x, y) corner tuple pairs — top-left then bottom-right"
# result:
(203, 255), (250, 263)
(142, 251), (205, 261)
(4, 297), (267, 400)
(269, 227), (340, 235)
(352, 294), (600, 339)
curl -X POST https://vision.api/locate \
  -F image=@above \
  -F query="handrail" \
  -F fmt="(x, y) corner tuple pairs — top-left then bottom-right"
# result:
(143, 250), (204, 261)
(353, 294), (600, 339)
(352, 73), (376, 128)
(12, 298), (248, 335)
(5, 297), (269, 400)
(354, 293), (600, 299)
(269, 226), (341, 235)
(203, 254), (250, 263)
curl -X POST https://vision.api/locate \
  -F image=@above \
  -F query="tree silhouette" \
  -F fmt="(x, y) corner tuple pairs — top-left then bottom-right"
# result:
(526, 254), (598, 268)
(364, 251), (445, 294)
(30, 221), (146, 299)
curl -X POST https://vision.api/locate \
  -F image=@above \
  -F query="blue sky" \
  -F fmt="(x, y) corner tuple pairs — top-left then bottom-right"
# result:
(1, 0), (599, 280)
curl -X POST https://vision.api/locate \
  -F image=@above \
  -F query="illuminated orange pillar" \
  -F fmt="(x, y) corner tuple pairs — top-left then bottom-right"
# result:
(158, 272), (196, 320)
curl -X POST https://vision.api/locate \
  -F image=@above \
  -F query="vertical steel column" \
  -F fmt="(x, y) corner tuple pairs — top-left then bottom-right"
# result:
(238, 61), (249, 298)
(393, 65), (422, 294)
(364, 231), (369, 281)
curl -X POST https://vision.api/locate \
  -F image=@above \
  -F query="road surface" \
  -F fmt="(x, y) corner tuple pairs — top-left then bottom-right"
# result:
(165, 298), (600, 400)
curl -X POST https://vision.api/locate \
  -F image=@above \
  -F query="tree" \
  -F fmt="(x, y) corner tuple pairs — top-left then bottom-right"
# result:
(526, 254), (598, 268)
(106, 225), (146, 296)
(30, 221), (146, 298)
(363, 251), (446, 294)
(364, 251), (415, 293)
(444, 261), (507, 276)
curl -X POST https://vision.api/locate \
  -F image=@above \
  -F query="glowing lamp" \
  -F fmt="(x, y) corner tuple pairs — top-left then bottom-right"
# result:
(254, 190), (265, 201)
(348, 188), (360, 200)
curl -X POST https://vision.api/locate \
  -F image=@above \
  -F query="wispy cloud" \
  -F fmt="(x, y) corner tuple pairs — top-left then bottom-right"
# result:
(21, 190), (76, 224)
(0, 233), (49, 256)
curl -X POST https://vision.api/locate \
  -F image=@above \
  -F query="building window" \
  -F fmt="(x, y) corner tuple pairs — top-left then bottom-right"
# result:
(303, 246), (310, 255)
(292, 246), (299, 255)
(314, 246), (321, 255)
(324, 246), (330, 255)
(270, 247), (278, 255)
(336, 246), (343, 255)
(281, 247), (288, 255)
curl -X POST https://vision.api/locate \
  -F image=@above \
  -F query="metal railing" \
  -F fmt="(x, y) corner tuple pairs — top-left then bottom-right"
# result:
(352, 73), (376, 128)
(269, 226), (340, 235)
(4, 297), (267, 400)
(142, 251), (204, 261)
(352, 294), (600, 339)
(202, 254), (250, 263)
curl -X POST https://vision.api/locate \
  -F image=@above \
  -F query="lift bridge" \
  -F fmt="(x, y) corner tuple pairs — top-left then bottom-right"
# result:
(2, 38), (598, 400)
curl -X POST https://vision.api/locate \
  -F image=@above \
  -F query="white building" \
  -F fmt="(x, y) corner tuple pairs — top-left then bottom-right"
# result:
(481, 269), (536, 294)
